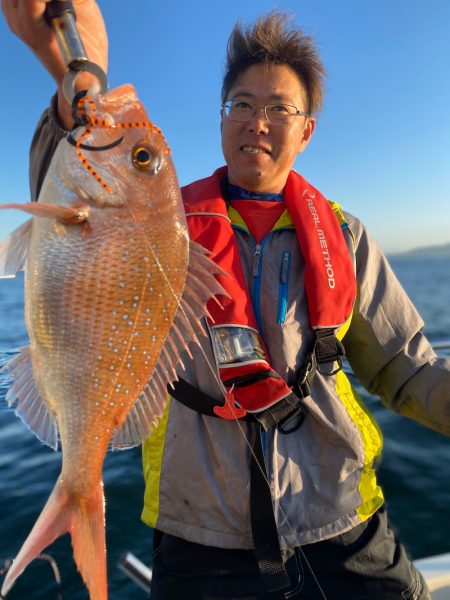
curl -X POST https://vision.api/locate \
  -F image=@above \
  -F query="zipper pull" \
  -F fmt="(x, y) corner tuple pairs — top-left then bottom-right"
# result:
(280, 251), (290, 284)
(252, 243), (261, 277)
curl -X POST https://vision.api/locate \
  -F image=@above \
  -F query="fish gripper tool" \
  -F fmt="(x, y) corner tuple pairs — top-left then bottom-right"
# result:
(45, 0), (108, 103)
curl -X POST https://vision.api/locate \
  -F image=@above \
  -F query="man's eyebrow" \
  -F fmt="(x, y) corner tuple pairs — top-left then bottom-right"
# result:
(230, 91), (294, 102)
(229, 91), (254, 100)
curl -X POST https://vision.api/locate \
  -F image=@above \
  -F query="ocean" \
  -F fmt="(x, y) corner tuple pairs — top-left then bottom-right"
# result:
(0, 256), (449, 599)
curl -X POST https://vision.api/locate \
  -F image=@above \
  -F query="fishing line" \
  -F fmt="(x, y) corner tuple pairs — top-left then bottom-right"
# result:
(79, 98), (328, 599)
(131, 212), (328, 600)
(73, 95), (170, 194)
(230, 415), (328, 600)
(0, 554), (63, 599)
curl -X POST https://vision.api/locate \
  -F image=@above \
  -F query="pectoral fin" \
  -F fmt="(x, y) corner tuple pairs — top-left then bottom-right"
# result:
(0, 202), (88, 224)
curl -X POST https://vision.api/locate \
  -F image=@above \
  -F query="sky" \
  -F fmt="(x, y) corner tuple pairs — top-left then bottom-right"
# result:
(0, 0), (449, 253)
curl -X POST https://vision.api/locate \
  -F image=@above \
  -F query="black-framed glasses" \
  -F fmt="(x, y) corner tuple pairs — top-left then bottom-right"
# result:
(222, 100), (310, 124)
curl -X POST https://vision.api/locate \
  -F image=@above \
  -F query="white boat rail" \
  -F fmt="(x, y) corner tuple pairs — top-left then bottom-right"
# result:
(414, 553), (450, 599)
(118, 552), (152, 594)
(432, 340), (450, 350)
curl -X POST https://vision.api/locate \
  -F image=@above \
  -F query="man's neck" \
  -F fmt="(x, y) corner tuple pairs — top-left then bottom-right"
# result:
(227, 182), (284, 202)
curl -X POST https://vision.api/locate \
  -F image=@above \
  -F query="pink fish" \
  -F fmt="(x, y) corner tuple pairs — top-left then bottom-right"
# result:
(0, 84), (225, 599)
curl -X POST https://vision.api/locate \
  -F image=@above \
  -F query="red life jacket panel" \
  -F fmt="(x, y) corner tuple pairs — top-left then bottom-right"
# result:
(182, 167), (356, 413)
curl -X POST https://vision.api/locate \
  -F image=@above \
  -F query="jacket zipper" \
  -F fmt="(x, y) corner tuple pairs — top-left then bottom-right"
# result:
(252, 243), (262, 277)
(232, 225), (294, 332)
(277, 251), (291, 324)
(251, 242), (264, 329)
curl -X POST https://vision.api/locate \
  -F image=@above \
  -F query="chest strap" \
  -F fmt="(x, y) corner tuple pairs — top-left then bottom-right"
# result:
(169, 365), (311, 431)
(170, 328), (345, 431)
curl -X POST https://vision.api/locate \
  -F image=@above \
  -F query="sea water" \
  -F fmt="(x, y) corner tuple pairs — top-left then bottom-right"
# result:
(0, 257), (449, 599)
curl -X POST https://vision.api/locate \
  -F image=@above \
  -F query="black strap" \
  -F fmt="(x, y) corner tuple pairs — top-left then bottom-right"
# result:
(314, 328), (346, 374)
(168, 380), (305, 596)
(253, 391), (306, 433)
(170, 378), (253, 420)
(170, 377), (308, 432)
(250, 423), (292, 594)
(168, 333), (345, 596)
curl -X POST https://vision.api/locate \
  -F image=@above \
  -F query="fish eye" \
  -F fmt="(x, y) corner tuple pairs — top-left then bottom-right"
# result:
(131, 145), (162, 174)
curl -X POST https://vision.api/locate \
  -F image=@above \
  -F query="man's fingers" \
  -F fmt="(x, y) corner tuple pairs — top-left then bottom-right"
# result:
(2, 0), (48, 32)
(2, 0), (20, 11)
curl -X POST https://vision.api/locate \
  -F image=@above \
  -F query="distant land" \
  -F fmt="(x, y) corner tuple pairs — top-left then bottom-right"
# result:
(389, 242), (450, 259)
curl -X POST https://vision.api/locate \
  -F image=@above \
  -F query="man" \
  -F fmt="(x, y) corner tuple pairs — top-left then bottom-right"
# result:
(3, 2), (449, 599)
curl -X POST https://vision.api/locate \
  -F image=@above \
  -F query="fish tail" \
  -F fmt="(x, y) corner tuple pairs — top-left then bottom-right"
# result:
(1, 477), (107, 600)
(70, 481), (107, 600)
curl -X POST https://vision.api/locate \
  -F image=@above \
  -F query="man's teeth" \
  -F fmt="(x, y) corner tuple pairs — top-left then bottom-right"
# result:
(242, 146), (268, 154)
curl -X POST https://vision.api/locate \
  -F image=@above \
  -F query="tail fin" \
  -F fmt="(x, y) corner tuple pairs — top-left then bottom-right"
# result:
(1, 477), (107, 600)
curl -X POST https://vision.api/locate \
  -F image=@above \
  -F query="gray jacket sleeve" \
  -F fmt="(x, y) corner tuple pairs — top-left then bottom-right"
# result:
(29, 95), (68, 202)
(344, 214), (450, 436)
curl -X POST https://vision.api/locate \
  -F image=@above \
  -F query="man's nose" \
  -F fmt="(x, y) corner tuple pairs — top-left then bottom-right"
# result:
(247, 106), (269, 131)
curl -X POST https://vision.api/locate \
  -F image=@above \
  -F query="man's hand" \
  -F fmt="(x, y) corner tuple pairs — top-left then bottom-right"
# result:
(2, 0), (108, 128)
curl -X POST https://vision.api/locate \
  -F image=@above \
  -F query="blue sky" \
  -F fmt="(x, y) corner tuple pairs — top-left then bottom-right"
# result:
(0, 0), (449, 252)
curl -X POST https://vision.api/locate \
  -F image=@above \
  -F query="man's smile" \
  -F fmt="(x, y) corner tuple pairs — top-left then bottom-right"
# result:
(241, 144), (271, 155)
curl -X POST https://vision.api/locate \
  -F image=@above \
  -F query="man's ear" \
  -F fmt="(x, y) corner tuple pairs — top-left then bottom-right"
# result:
(298, 117), (316, 153)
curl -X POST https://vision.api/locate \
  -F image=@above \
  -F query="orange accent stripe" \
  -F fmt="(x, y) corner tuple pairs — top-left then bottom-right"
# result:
(74, 96), (172, 190)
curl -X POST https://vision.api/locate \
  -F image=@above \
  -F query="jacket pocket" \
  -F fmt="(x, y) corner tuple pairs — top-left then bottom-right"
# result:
(277, 251), (291, 324)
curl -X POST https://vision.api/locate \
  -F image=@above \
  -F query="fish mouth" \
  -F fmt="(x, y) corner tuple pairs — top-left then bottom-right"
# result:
(67, 133), (124, 152)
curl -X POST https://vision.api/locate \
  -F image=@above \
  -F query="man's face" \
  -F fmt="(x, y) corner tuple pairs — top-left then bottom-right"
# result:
(221, 63), (315, 193)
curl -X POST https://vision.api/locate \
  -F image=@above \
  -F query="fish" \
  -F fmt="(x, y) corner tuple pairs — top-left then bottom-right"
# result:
(0, 84), (225, 599)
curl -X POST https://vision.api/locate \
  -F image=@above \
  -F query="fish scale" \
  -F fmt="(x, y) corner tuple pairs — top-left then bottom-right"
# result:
(0, 83), (226, 599)
(29, 216), (185, 451)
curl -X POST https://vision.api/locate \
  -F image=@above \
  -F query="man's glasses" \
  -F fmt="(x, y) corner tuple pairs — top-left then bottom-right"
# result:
(222, 100), (309, 124)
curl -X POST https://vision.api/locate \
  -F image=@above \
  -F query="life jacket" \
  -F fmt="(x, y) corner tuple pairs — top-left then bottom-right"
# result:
(182, 166), (357, 416)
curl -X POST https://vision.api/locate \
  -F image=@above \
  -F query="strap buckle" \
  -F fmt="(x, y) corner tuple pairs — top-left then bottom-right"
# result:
(314, 329), (346, 376)
(277, 400), (306, 434)
(291, 355), (314, 399)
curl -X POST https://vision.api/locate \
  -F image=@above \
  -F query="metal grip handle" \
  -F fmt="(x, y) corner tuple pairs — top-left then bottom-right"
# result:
(45, 0), (88, 69)
(44, 0), (108, 102)
(44, 0), (75, 22)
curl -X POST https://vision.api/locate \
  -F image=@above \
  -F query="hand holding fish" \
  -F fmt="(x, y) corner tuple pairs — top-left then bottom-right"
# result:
(1, 0), (108, 128)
